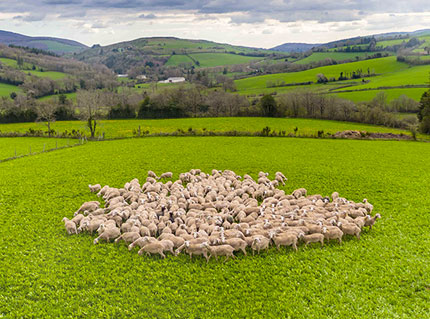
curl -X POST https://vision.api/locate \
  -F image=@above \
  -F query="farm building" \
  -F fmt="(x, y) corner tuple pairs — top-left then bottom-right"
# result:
(158, 77), (186, 84)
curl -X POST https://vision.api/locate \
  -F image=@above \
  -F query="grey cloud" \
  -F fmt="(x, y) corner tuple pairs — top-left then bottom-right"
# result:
(1, 0), (430, 26)
(138, 13), (157, 19)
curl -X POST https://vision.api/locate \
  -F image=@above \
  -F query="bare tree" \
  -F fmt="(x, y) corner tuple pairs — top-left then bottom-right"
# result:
(35, 101), (57, 137)
(76, 90), (105, 138)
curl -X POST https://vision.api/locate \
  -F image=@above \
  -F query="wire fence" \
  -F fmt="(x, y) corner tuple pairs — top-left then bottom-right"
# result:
(0, 137), (88, 163)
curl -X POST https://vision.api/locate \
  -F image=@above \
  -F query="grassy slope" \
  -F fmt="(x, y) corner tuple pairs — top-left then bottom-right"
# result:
(0, 137), (429, 318)
(235, 57), (406, 92)
(0, 137), (76, 160)
(164, 54), (195, 66)
(0, 82), (22, 97)
(0, 117), (414, 139)
(332, 88), (427, 103)
(295, 52), (374, 64)
(189, 53), (262, 67)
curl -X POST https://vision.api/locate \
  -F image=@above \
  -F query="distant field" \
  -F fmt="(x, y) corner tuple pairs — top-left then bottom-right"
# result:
(235, 57), (407, 92)
(331, 88), (428, 103)
(0, 82), (22, 97)
(0, 137), (77, 160)
(165, 54), (195, 66)
(26, 70), (67, 80)
(189, 53), (262, 68)
(295, 52), (375, 64)
(27, 40), (84, 54)
(0, 117), (415, 139)
(39, 92), (77, 102)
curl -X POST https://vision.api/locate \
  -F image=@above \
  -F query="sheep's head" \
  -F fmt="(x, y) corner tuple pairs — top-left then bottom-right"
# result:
(375, 213), (381, 219)
(62, 217), (69, 223)
(184, 241), (190, 247)
(322, 227), (327, 234)
(298, 232), (305, 239)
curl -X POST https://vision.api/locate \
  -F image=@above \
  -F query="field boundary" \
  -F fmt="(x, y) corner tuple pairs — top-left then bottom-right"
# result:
(0, 139), (88, 163)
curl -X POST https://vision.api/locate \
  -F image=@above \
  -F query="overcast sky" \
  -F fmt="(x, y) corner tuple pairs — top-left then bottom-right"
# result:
(0, 0), (429, 48)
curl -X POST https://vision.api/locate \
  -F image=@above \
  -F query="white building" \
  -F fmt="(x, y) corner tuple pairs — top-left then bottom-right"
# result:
(158, 77), (186, 84)
(117, 74), (128, 78)
(136, 75), (147, 80)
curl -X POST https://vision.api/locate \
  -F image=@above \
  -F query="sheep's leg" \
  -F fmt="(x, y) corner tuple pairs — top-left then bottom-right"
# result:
(160, 252), (166, 259)
(357, 233), (360, 240)
(276, 244), (280, 251)
(224, 255), (229, 263)
(241, 247), (247, 255)
(292, 243), (297, 251)
(338, 238), (342, 244)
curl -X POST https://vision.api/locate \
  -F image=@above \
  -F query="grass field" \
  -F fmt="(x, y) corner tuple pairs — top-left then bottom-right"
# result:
(0, 136), (429, 317)
(189, 53), (262, 68)
(26, 70), (67, 80)
(39, 92), (77, 102)
(295, 52), (375, 65)
(0, 117), (414, 139)
(235, 57), (408, 93)
(165, 54), (195, 66)
(331, 88), (428, 103)
(0, 137), (77, 160)
(0, 82), (22, 97)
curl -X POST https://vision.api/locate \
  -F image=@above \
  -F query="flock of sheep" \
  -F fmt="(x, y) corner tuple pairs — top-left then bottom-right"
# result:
(62, 169), (381, 262)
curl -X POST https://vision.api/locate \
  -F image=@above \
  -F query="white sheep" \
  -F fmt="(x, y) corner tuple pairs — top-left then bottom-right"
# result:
(205, 243), (235, 262)
(62, 217), (77, 235)
(138, 242), (166, 258)
(94, 227), (121, 244)
(89, 184), (101, 193)
(114, 232), (141, 244)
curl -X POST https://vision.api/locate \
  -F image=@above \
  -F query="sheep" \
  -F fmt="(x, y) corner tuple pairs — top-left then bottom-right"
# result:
(148, 170), (158, 179)
(114, 232), (141, 244)
(322, 226), (343, 244)
(62, 217), (77, 235)
(177, 241), (210, 262)
(138, 242), (166, 258)
(251, 236), (271, 255)
(302, 233), (324, 247)
(158, 172), (173, 180)
(338, 222), (361, 240)
(158, 239), (175, 255)
(223, 238), (247, 255)
(273, 232), (300, 251)
(65, 169), (375, 261)
(89, 184), (101, 193)
(205, 243), (235, 262)
(364, 213), (381, 229)
(75, 201), (100, 215)
(94, 227), (121, 244)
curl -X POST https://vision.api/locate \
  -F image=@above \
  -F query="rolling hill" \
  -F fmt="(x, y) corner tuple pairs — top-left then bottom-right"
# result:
(74, 37), (283, 74)
(0, 30), (88, 55)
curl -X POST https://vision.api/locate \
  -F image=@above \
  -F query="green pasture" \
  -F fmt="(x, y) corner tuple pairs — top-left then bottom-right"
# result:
(0, 137), (77, 160)
(0, 136), (429, 317)
(165, 54), (195, 66)
(235, 57), (407, 92)
(295, 52), (375, 64)
(331, 88), (428, 103)
(0, 82), (22, 97)
(189, 53), (262, 68)
(0, 117), (414, 139)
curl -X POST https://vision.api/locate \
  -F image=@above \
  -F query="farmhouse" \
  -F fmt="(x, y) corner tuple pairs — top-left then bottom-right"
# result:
(158, 77), (186, 84)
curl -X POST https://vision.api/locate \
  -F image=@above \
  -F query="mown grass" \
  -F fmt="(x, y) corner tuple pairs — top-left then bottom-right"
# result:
(295, 52), (375, 64)
(0, 136), (429, 318)
(0, 82), (22, 97)
(235, 57), (407, 93)
(189, 53), (262, 67)
(0, 137), (77, 160)
(331, 88), (428, 103)
(165, 54), (195, 66)
(0, 117), (414, 139)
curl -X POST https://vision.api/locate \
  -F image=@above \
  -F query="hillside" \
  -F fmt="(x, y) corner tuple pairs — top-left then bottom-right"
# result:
(74, 37), (284, 74)
(271, 43), (320, 53)
(273, 29), (430, 53)
(234, 56), (430, 103)
(0, 30), (87, 55)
